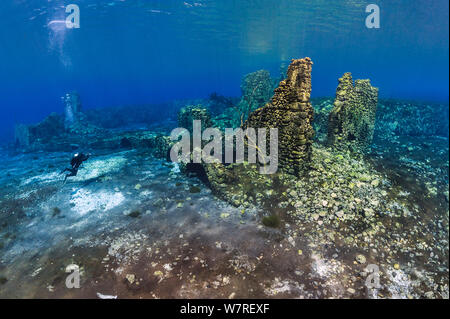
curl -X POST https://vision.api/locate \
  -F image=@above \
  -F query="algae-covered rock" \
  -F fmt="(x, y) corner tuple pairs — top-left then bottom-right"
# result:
(233, 70), (275, 127)
(262, 214), (281, 228)
(202, 159), (276, 207)
(375, 99), (449, 138)
(87, 131), (172, 158)
(14, 113), (65, 149)
(62, 91), (82, 129)
(207, 92), (236, 116)
(202, 58), (315, 205)
(177, 105), (213, 132)
(244, 57), (315, 176)
(311, 97), (334, 142)
(327, 73), (378, 152)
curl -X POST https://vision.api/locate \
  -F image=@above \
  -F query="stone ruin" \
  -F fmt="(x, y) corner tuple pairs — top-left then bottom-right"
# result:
(244, 57), (315, 176)
(14, 92), (93, 151)
(327, 72), (379, 152)
(14, 113), (65, 149)
(177, 105), (213, 133)
(197, 58), (315, 205)
(233, 70), (275, 127)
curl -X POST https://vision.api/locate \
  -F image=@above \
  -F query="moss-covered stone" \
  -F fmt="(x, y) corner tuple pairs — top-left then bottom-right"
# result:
(311, 98), (334, 142)
(262, 214), (281, 228)
(233, 70), (275, 127)
(200, 58), (316, 206)
(128, 210), (141, 218)
(177, 105), (213, 132)
(202, 159), (277, 207)
(244, 57), (315, 176)
(327, 73), (378, 152)
(189, 186), (201, 194)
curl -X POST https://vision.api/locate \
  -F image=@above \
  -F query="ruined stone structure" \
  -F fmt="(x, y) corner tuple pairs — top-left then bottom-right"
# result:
(327, 73), (378, 152)
(233, 70), (275, 127)
(244, 57), (315, 176)
(177, 105), (213, 133)
(14, 113), (65, 149)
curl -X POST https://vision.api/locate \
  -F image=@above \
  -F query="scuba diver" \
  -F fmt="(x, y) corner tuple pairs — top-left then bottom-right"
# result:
(60, 152), (91, 182)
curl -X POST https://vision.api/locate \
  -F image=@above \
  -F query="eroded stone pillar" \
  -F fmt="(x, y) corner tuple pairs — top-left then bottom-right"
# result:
(244, 57), (315, 176)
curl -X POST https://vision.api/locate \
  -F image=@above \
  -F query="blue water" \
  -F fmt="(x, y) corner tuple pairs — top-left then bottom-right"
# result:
(0, 0), (448, 141)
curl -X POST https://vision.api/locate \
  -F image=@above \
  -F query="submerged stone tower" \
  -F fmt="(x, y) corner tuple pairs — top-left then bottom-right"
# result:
(327, 73), (378, 152)
(244, 57), (315, 176)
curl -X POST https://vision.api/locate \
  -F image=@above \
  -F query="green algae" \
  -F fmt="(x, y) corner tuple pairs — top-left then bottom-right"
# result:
(262, 214), (281, 228)
(189, 186), (201, 193)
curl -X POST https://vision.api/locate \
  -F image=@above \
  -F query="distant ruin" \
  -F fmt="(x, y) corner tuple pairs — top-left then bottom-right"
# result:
(327, 73), (379, 152)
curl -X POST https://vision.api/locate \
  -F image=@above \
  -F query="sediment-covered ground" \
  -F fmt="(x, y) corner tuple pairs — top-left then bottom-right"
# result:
(0, 131), (448, 299)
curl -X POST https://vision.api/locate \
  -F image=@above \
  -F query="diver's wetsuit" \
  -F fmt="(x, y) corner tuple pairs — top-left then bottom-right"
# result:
(61, 153), (90, 182)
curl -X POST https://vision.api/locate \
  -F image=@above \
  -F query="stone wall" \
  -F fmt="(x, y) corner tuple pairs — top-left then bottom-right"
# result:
(244, 57), (315, 176)
(327, 73), (378, 152)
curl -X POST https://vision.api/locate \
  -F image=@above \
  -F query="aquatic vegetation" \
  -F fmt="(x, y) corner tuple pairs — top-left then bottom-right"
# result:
(311, 98), (334, 142)
(313, 98), (450, 146)
(207, 92), (236, 116)
(328, 73), (379, 152)
(262, 214), (281, 228)
(375, 100), (449, 139)
(189, 186), (201, 193)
